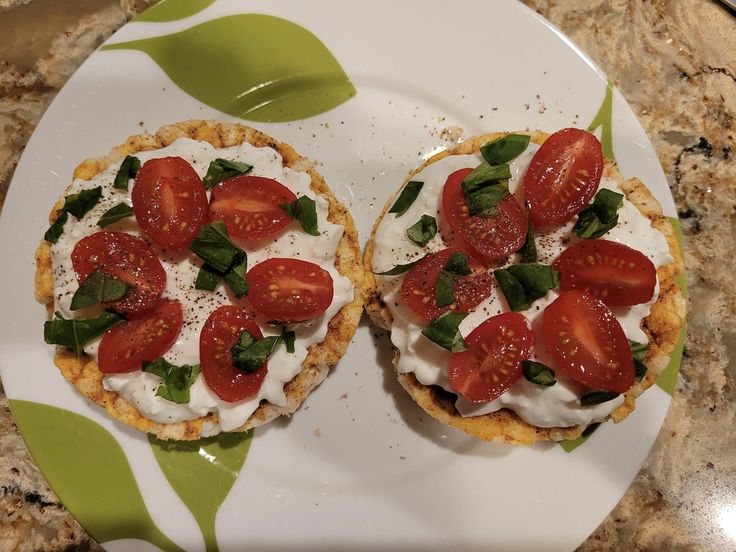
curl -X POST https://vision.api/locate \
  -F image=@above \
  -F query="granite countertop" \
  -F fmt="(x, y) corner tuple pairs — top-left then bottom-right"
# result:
(1, 0), (734, 550)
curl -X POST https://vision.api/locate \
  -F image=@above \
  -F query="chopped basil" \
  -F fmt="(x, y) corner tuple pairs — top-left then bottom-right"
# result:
(70, 270), (130, 311)
(388, 181), (423, 217)
(231, 330), (282, 373)
(628, 339), (649, 362)
(195, 264), (220, 292)
(282, 327), (296, 353)
(581, 422), (601, 438)
(573, 189), (624, 239)
(373, 257), (424, 276)
(43, 310), (124, 358)
(44, 211), (68, 244)
(634, 359), (648, 381)
(422, 311), (467, 352)
(435, 252), (472, 307)
(97, 203), (133, 228)
(522, 361), (557, 386)
(45, 187), (103, 242)
(142, 358), (200, 404)
(494, 264), (559, 311)
(461, 162), (511, 192)
(113, 156), (141, 190)
(580, 390), (620, 406)
(519, 216), (537, 263)
(280, 195), (319, 236)
(203, 158), (253, 189)
(480, 134), (530, 165)
(189, 221), (241, 273)
(222, 252), (249, 299)
(406, 214), (437, 247)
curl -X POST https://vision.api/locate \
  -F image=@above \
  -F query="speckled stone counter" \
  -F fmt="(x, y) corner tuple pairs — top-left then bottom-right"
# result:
(1, 1), (734, 550)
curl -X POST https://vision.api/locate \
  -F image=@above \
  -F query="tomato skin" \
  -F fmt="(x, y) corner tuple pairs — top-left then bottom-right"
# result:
(132, 156), (208, 250)
(209, 175), (297, 240)
(442, 168), (527, 262)
(542, 290), (634, 394)
(523, 128), (603, 228)
(400, 248), (494, 323)
(553, 240), (656, 306)
(98, 299), (182, 373)
(247, 258), (333, 323)
(200, 306), (266, 402)
(449, 312), (534, 403)
(71, 231), (166, 314)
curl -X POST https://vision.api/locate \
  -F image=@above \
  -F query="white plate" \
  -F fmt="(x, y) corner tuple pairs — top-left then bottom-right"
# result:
(0, 1), (684, 550)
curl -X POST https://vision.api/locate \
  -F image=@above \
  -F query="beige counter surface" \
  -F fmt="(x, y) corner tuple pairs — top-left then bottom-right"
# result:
(1, 0), (734, 550)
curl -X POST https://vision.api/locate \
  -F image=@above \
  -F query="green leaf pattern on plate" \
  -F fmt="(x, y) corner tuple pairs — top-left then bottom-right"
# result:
(587, 81), (615, 161)
(149, 431), (253, 552)
(134, 0), (215, 23)
(8, 400), (182, 550)
(102, 15), (356, 122)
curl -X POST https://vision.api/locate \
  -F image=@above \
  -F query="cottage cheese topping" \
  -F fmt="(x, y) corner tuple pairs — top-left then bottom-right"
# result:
(372, 142), (673, 428)
(50, 138), (354, 431)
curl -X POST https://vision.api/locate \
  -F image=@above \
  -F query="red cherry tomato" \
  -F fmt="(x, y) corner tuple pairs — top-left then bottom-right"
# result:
(71, 231), (166, 314)
(553, 240), (656, 306)
(449, 312), (534, 403)
(98, 299), (182, 373)
(542, 290), (634, 394)
(400, 248), (494, 323)
(132, 156), (208, 250)
(442, 167), (527, 262)
(247, 258), (333, 323)
(209, 175), (297, 240)
(200, 306), (266, 402)
(522, 128), (603, 227)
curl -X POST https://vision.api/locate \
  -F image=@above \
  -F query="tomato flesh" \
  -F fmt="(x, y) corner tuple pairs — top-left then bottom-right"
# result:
(98, 299), (182, 373)
(523, 128), (603, 227)
(209, 175), (297, 240)
(442, 168), (527, 262)
(132, 156), (208, 250)
(542, 290), (634, 393)
(400, 248), (494, 323)
(449, 312), (534, 403)
(247, 258), (333, 323)
(200, 306), (266, 402)
(71, 231), (166, 314)
(553, 240), (656, 306)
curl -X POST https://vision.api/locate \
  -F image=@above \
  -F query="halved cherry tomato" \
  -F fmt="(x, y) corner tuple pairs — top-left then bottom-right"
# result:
(98, 299), (182, 373)
(71, 231), (166, 314)
(400, 248), (494, 323)
(200, 305), (266, 402)
(522, 128), (603, 228)
(442, 167), (527, 262)
(132, 156), (208, 250)
(542, 290), (634, 394)
(247, 258), (333, 322)
(209, 175), (297, 240)
(553, 240), (656, 306)
(449, 312), (534, 403)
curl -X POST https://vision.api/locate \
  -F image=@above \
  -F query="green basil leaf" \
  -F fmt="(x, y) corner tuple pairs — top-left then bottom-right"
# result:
(44, 211), (68, 244)
(97, 203), (134, 228)
(388, 181), (423, 217)
(573, 189), (624, 239)
(522, 360), (556, 386)
(222, 252), (249, 298)
(581, 422), (602, 438)
(70, 270), (130, 311)
(494, 264), (559, 311)
(580, 390), (620, 406)
(422, 311), (467, 352)
(63, 186), (103, 219)
(293, 196), (319, 236)
(231, 331), (282, 373)
(634, 358), (648, 381)
(203, 158), (253, 189)
(195, 264), (220, 292)
(43, 310), (124, 358)
(142, 358), (200, 404)
(434, 270), (456, 308)
(480, 134), (531, 165)
(113, 156), (141, 190)
(373, 257), (425, 276)
(519, 215), (537, 263)
(461, 163), (511, 192)
(189, 221), (240, 273)
(443, 252), (471, 276)
(465, 181), (510, 217)
(628, 339), (649, 362)
(406, 214), (437, 247)
(282, 327), (296, 353)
